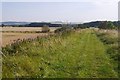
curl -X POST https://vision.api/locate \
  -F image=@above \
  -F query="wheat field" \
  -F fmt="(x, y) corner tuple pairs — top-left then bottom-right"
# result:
(1, 27), (60, 47)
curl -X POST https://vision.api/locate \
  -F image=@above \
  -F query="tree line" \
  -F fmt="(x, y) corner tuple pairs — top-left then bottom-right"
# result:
(1, 21), (119, 30)
(77, 21), (119, 29)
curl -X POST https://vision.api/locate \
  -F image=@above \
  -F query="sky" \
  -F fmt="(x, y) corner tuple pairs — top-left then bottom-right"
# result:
(118, 1), (120, 21)
(0, 0), (119, 22)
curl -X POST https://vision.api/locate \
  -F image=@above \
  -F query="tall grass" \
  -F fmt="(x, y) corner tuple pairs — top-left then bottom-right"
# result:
(95, 30), (119, 76)
(2, 29), (118, 78)
(2, 30), (77, 78)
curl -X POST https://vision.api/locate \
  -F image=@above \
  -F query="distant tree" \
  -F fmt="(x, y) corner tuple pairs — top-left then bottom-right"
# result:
(107, 21), (115, 29)
(74, 24), (86, 30)
(41, 25), (50, 33)
(74, 25), (79, 30)
(98, 21), (107, 29)
(2, 24), (5, 27)
(55, 24), (72, 33)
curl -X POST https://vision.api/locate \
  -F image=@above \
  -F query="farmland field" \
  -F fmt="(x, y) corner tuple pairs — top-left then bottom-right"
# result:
(1, 27), (60, 47)
(2, 28), (119, 78)
(2, 27), (59, 32)
(1, 1), (119, 79)
(2, 32), (49, 47)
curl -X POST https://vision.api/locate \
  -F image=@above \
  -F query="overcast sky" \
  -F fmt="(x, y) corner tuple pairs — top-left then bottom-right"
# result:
(0, 0), (119, 22)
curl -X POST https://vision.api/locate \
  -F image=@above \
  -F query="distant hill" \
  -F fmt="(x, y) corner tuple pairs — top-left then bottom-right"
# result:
(0, 21), (119, 27)
(0, 21), (30, 26)
(24, 22), (62, 27)
(81, 21), (119, 27)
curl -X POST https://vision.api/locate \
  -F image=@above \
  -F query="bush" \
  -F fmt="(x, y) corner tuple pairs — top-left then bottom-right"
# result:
(41, 25), (50, 33)
(54, 24), (72, 33)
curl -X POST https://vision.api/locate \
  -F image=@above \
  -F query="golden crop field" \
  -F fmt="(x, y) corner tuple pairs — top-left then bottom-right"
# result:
(1, 27), (60, 47)
(2, 32), (49, 47)
(2, 27), (60, 32)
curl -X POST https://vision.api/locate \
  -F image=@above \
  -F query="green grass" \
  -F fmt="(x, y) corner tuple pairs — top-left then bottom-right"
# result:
(95, 30), (119, 77)
(2, 29), (118, 78)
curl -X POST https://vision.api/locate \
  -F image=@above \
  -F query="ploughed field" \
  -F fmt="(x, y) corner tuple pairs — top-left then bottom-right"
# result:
(2, 29), (119, 78)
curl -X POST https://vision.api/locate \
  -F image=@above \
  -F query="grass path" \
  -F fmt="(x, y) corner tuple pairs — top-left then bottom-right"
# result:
(74, 29), (118, 78)
(37, 29), (118, 78)
(2, 29), (118, 78)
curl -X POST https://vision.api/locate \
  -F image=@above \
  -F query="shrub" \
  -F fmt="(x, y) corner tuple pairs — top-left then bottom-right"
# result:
(54, 24), (72, 34)
(41, 25), (50, 33)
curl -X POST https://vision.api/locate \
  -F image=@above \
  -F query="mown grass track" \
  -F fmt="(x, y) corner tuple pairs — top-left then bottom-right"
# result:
(2, 29), (118, 78)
